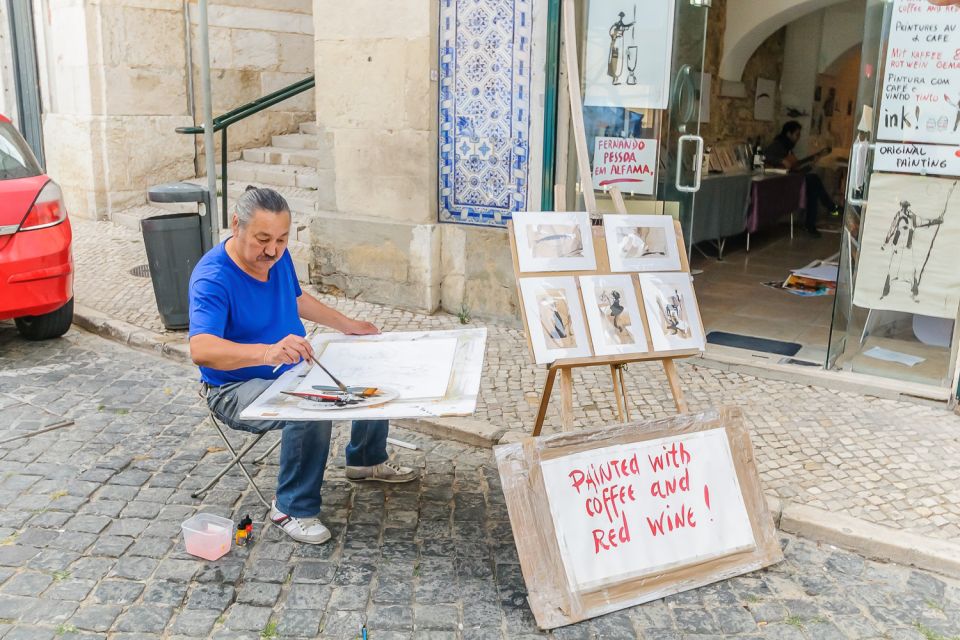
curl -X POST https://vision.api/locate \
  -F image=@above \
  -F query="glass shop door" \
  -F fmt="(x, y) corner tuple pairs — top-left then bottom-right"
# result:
(826, 0), (960, 391)
(554, 0), (709, 238)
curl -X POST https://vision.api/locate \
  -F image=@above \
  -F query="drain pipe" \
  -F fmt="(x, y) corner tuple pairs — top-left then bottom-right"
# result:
(198, 0), (219, 247)
(183, 0), (198, 176)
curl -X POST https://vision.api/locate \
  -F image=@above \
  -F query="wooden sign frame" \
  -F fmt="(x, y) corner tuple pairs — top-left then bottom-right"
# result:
(494, 407), (783, 630)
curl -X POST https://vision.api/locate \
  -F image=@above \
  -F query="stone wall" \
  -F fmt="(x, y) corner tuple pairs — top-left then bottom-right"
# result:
(36, 0), (314, 221)
(309, 1), (441, 312)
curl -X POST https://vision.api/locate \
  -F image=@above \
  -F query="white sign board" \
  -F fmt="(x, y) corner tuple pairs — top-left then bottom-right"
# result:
(540, 428), (756, 592)
(877, 0), (960, 145)
(583, 0), (676, 109)
(875, 142), (960, 176)
(591, 137), (657, 193)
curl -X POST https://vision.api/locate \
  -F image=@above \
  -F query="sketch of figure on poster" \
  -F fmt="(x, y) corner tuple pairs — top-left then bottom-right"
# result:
(583, 0), (676, 109)
(853, 174), (960, 319)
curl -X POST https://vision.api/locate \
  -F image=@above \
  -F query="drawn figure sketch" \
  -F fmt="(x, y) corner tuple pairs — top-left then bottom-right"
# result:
(528, 224), (585, 259)
(618, 226), (667, 259)
(854, 174), (960, 319)
(657, 289), (692, 339)
(596, 286), (631, 345)
(606, 8), (635, 85)
(538, 289), (577, 349)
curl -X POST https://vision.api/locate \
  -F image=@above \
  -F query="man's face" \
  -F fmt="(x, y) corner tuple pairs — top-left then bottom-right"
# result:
(788, 129), (802, 144)
(231, 208), (291, 278)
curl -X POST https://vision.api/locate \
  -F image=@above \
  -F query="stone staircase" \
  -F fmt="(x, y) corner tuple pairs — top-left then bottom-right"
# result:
(112, 121), (330, 282)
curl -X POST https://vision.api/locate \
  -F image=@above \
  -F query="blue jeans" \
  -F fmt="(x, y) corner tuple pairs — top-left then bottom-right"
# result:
(205, 378), (389, 517)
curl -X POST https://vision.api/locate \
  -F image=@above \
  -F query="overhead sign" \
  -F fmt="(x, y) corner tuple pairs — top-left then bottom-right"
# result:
(875, 142), (960, 176)
(494, 408), (782, 630)
(591, 137), (657, 194)
(877, 0), (960, 145)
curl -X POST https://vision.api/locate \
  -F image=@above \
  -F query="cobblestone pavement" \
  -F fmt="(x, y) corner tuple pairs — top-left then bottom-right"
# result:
(2, 327), (960, 639)
(72, 218), (960, 543)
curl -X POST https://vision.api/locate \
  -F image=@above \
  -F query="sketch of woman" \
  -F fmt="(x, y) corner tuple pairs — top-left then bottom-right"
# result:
(607, 11), (634, 85)
(881, 198), (948, 300)
(609, 290), (625, 333)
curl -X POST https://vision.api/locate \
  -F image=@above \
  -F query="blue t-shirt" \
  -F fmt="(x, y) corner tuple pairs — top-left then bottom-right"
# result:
(188, 240), (305, 386)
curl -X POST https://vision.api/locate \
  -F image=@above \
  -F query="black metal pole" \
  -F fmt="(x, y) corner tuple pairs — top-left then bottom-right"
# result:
(221, 127), (229, 229)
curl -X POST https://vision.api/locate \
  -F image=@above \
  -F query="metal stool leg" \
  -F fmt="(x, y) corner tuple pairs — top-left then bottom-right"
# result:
(192, 413), (272, 509)
(253, 437), (282, 464)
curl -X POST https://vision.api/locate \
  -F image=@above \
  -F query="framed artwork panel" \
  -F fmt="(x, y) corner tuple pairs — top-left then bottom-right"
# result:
(604, 214), (682, 272)
(638, 272), (706, 352)
(579, 274), (649, 356)
(513, 212), (598, 272)
(519, 276), (593, 364)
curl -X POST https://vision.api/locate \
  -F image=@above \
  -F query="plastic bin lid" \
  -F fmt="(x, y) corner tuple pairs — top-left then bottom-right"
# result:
(147, 182), (209, 204)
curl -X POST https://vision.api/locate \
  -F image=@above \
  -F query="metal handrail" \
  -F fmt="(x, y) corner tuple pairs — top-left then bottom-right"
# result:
(176, 75), (315, 227)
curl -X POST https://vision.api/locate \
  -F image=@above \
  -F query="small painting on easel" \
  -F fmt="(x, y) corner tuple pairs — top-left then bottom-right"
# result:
(639, 272), (706, 352)
(579, 275), (649, 356)
(513, 212), (598, 273)
(604, 214), (682, 272)
(519, 276), (593, 364)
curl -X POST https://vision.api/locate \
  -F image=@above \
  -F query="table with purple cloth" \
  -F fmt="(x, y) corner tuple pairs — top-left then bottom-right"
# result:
(747, 172), (807, 234)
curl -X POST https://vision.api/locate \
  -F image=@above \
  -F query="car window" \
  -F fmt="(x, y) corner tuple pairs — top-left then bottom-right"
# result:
(0, 122), (42, 180)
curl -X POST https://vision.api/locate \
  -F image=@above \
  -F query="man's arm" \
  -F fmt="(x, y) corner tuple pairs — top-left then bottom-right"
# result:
(297, 291), (380, 335)
(190, 334), (314, 369)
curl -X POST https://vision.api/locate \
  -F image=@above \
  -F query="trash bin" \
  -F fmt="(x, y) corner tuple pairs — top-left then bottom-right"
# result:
(140, 212), (203, 330)
(142, 182), (212, 330)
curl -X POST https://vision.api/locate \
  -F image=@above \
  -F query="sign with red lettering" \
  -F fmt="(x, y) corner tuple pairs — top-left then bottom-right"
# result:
(877, 0), (960, 145)
(494, 407), (782, 630)
(540, 428), (755, 591)
(592, 137), (657, 194)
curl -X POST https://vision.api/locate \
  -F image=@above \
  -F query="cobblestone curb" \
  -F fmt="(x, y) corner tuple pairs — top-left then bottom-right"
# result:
(71, 309), (960, 582)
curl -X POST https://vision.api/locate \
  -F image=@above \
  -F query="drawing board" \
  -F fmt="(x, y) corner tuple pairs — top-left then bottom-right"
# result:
(639, 272), (706, 352)
(240, 329), (487, 420)
(519, 276), (593, 364)
(603, 214), (682, 272)
(578, 274), (649, 356)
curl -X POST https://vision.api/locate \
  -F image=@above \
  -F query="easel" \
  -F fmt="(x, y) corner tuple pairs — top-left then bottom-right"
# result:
(516, 0), (700, 436)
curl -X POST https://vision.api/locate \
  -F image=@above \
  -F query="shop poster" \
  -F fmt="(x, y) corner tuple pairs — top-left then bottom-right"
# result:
(875, 142), (960, 177)
(877, 0), (960, 145)
(583, 0), (676, 109)
(591, 136), (658, 194)
(853, 173), (960, 319)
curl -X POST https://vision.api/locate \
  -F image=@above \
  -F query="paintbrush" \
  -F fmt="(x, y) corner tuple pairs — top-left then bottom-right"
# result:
(271, 326), (320, 373)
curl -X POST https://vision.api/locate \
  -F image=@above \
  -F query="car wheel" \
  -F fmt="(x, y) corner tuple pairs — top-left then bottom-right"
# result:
(14, 298), (74, 341)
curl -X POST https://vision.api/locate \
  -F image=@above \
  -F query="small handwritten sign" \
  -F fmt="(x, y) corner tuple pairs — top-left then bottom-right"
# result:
(541, 428), (756, 591)
(877, 0), (960, 145)
(875, 142), (960, 176)
(494, 408), (781, 630)
(592, 137), (657, 195)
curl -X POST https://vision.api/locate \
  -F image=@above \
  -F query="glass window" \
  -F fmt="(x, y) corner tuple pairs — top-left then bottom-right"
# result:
(0, 121), (42, 181)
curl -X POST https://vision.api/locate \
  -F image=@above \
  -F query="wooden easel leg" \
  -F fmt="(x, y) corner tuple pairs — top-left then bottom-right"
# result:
(618, 365), (632, 421)
(610, 365), (625, 422)
(662, 358), (688, 413)
(559, 367), (575, 432)
(533, 366), (559, 437)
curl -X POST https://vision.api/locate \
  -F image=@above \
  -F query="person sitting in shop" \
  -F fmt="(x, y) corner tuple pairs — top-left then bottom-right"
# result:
(764, 120), (840, 238)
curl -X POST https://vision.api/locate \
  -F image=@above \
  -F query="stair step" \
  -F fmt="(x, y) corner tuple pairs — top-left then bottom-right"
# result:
(240, 145), (331, 169)
(190, 178), (322, 216)
(299, 121), (320, 135)
(111, 204), (178, 232)
(221, 160), (324, 190)
(272, 133), (320, 150)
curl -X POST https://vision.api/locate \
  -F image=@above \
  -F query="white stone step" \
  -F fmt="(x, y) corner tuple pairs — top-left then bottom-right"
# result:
(190, 178), (324, 217)
(288, 239), (312, 283)
(271, 132), (320, 150)
(111, 204), (181, 232)
(220, 160), (329, 191)
(299, 121), (320, 135)
(240, 145), (332, 170)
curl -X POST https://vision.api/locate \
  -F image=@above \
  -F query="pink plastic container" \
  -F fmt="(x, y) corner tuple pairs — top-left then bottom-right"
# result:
(181, 513), (233, 561)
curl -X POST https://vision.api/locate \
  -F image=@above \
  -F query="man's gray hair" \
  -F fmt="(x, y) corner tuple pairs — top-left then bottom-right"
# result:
(236, 186), (290, 228)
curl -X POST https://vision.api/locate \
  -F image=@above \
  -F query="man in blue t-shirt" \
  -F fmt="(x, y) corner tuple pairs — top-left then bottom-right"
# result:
(189, 186), (418, 545)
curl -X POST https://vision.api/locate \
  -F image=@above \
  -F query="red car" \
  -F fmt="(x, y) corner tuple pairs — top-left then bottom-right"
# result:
(0, 115), (73, 340)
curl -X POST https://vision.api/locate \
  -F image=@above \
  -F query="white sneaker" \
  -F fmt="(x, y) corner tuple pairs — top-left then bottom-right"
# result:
(345, 460), (419, 484)
(269, 500), (331, 544)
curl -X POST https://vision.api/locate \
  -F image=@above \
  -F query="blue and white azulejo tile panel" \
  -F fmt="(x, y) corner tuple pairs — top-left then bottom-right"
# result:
(438, 0), (533, 227)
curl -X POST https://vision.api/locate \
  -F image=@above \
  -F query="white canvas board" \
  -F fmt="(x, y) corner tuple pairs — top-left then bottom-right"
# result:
(604, 214), (682, 272)
(638, 272), (706, 352)
(540, 428), (757, 592)
(294, 339), (458, 400)
(592, 137), (657, 194)
(754, 78), (776, 122)
(239, 329), (487, 420)
(579, 275), (649, 356)
(513, 212), (597, 273)
(853, 174), (960, 319)
(864, 346), (926, 367)
(875, 142), (960, 177)
(583, 0), (676, 109)
(519, 276), (593, 364)
(877, 0), (960, 146)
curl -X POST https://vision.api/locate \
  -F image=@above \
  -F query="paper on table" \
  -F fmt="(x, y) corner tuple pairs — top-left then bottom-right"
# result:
(863, 346), (925, 367)
(295, 338), (458, 400)
(791, 265), (838, 282)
